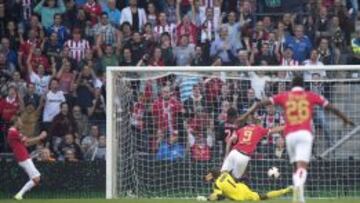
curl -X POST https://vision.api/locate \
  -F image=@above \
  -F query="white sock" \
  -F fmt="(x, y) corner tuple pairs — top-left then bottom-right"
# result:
(292, 173), (299, 203)
(297, 168), (308, 185)
(292, 172), (298, 186)
(17, 180), (35, 197)
(299, 184), (305, 203)
(296, 168), (308, 203)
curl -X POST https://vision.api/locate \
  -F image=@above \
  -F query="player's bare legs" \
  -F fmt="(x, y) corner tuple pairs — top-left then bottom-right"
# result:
(293, 162), (308, 203)
(15, 176), (40, 200)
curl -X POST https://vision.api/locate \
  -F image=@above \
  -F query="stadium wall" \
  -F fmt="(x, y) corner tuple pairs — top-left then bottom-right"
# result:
(0, 161), (106, 199)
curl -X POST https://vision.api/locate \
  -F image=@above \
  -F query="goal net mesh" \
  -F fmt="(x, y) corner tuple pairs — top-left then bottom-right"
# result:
(110, 69), (360, 198)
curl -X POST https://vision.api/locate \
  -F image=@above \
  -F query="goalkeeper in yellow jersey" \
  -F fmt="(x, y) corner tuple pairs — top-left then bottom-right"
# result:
(202, 170), (292, 201)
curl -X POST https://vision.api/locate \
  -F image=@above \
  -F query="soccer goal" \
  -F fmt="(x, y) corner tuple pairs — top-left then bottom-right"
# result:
(106, 66), (360, 199)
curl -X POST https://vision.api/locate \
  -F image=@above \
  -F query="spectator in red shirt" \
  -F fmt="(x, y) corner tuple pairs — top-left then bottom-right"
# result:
(18, 29), (41, 72)
(131, 93), (146, 132)
(149, 47), (165, 66)
(152, 86), (183, 136)
(56, 59), (75, 94)
(83, 0), (102, 26)
(190, 132), (212, 161)
(0, 86), (23, 124)
(176, 0), (198, 45)
(188, 108), (214, 161)
(204, 73), (224, 113)
(29, 47), (50, 73)
(0, 86), (23, 136)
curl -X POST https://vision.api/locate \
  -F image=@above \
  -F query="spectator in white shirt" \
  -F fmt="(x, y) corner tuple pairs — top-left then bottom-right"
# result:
(248, 71), (270, 100)
(224, 11), (242, 51)
(120, 0), (147, 32)
(303, 49), (327, 80)
(173, 34), (195, 66)
(210, 25), (235, 65)
(27, 52), (57, 96)
(42, 78), (66, 130)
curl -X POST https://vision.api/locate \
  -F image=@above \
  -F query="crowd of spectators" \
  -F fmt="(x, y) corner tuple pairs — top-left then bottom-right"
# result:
(0, 0), (359, 162)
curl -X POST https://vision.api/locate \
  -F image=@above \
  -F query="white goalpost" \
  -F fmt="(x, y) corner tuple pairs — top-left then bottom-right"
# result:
(106, 65), (360, 199)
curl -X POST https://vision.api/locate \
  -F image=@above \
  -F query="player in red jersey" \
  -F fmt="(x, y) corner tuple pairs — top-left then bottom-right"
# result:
(7, 114), (47, 200)
(224, 108), (239, 143)
(216, 107), (239, 151)
(221, 114), (284, 180)
(242, 76), (354, 203)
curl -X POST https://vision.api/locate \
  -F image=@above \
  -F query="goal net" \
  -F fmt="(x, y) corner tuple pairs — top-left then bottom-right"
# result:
(106, 66), (360, 199)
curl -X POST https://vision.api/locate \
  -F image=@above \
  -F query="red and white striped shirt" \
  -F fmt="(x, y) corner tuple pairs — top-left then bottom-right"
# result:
(64, 39), (90, 62)
(154, 23), (176, 40)
(201, 0), (214, 7)
(281, 57), (299, 66)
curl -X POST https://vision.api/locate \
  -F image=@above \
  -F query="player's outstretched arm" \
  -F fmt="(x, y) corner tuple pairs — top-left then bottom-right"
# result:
(241, 99), (273, 122)
(268, 125), (285, 135)
(25, 131), (47, 146)
(259, 186), (293, 201)
(324, 104), (355, 126)
(207, 189), (225, 201)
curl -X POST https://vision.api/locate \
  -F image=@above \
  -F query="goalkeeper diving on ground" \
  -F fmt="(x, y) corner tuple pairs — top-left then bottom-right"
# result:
(199, 170), (292, 201)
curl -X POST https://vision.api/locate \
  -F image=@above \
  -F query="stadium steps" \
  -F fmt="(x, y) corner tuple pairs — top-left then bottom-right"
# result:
(320, 83), (360, 159)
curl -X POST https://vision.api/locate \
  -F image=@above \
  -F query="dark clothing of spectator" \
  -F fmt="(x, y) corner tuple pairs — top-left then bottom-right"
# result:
(23, 93), (40, 109)
(63, 4), (78, 29)
(58, 141), (83, 160)
(254, 53), (278, 65)
(191, 55), (209, 66)
(43, 41), (63, 60)
(76, 75), (95, 109)
(183, 96), (206, 119)
(127, 41), (146, 64)
(88, 96), (106, 122)
(50, 114), (78, 138)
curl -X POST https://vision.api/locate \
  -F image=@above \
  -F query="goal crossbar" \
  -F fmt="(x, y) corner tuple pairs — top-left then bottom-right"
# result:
(107, 65), (360, 72)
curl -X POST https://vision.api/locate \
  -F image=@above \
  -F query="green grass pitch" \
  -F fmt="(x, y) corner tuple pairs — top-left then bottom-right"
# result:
(1, 199), (360, 203)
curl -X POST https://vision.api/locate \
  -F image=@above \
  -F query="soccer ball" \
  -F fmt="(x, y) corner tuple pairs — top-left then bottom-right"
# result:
(196, 196), (207, 201)
(267, 167), (280, 179)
